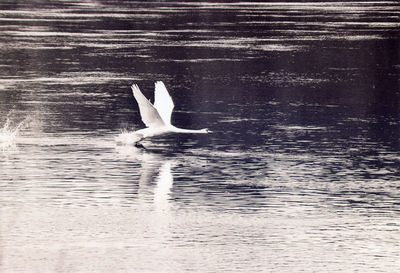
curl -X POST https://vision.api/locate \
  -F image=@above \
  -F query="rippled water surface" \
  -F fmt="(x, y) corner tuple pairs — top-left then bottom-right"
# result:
(1, 1), (400, 272)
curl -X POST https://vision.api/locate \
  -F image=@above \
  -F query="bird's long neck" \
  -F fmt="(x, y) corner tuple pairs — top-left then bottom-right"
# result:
(171, 126), (208, 134)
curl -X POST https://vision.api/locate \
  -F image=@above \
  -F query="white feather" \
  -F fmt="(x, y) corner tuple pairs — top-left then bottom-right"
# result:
(154, 81), (174, 125)
(131, 84), (164, 128)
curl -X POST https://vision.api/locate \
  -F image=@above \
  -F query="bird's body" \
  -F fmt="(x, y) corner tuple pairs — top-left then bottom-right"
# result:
(135, 126), (209, 138)
(116, 81), (210, 145)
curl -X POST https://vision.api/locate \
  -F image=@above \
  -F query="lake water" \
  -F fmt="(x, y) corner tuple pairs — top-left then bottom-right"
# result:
(1, 1), (399, 272)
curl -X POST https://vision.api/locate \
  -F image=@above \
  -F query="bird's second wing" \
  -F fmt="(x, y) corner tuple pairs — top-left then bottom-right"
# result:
(154, 81), (174, 125)
(131, 84), (165, 128)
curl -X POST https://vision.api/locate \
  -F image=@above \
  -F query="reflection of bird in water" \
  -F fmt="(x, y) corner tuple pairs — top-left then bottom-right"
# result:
(138, 158), (175, 245)
(135, 154), (175, 212)
(114, 144), (175, 210)
(116, 81), (211, 146)
(153, 161), (174, 210)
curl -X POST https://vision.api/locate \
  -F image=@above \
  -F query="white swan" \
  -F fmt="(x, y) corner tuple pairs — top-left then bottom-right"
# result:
(119, 81), (210, 145)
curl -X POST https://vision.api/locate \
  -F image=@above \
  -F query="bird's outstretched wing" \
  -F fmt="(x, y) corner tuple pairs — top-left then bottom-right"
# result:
(131, 84), (165, 128)
(154, 81), (174, 125)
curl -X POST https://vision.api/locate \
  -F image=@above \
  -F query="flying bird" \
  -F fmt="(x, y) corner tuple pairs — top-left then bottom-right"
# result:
(118, 81), (210, 146)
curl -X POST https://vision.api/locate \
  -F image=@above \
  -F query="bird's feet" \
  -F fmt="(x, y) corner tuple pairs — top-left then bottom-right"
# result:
(134, 142), (146, 149)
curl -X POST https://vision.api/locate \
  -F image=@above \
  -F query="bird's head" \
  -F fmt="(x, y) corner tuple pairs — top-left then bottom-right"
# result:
(200, 128), (212, 134)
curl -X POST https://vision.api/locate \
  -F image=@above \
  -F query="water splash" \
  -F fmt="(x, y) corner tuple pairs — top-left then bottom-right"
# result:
(115, 129), (141, 145)
(0, 118), (25, 149)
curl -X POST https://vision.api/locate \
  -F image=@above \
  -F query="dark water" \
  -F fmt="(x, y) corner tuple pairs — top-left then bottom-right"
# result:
(1, 1), (399, 272)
